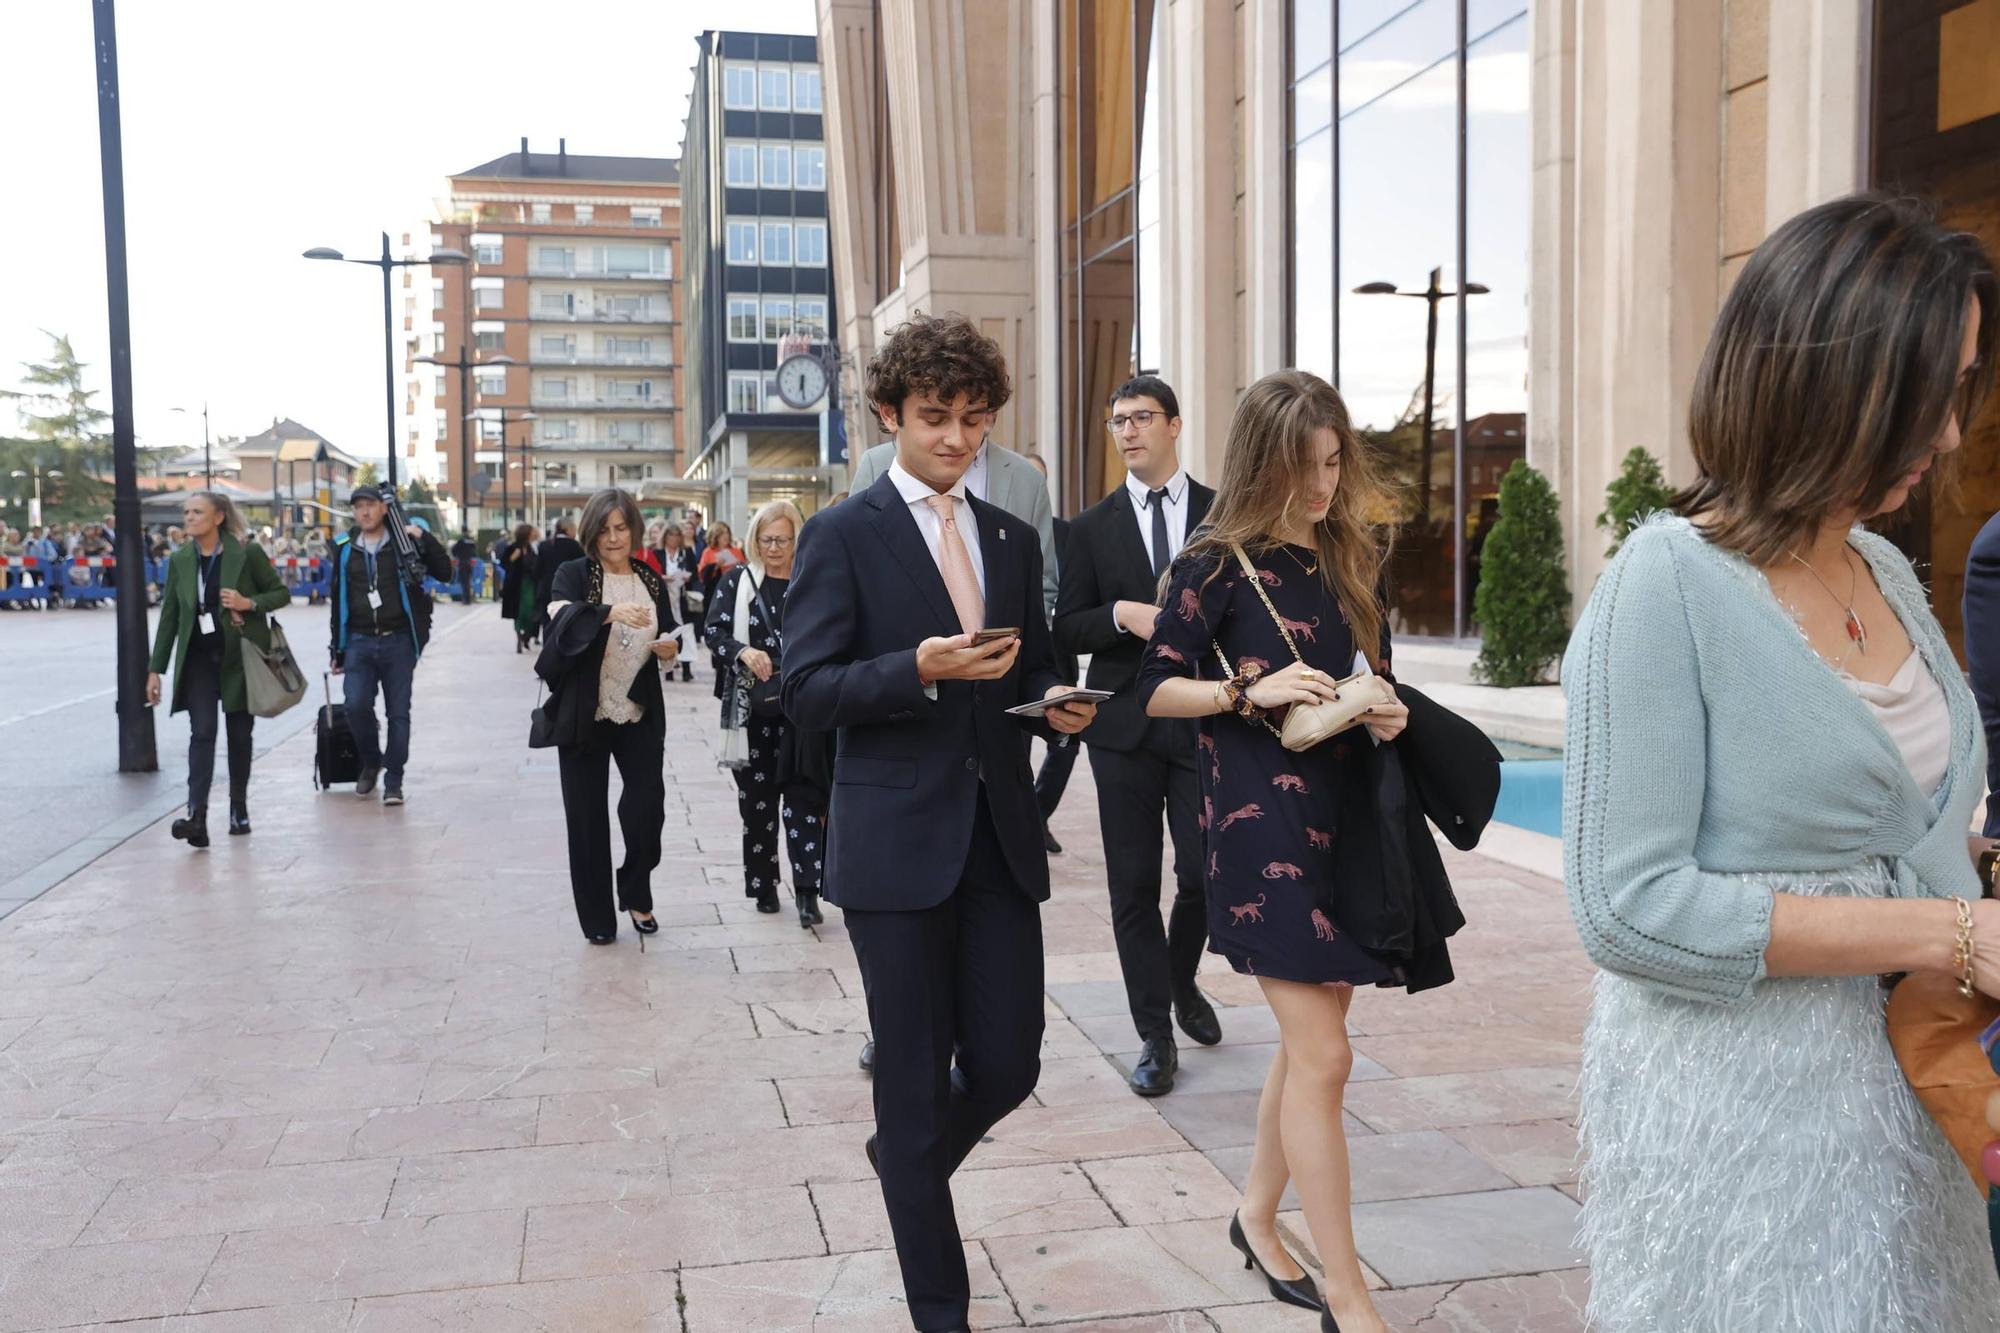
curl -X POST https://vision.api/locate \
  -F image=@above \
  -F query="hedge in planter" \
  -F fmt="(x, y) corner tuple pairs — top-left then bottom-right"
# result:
(1474, 459), (1571, 687)
(1597, 447), (1673, 559)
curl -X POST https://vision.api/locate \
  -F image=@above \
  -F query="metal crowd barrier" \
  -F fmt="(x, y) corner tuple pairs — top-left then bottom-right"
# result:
(0, 555), (490, 607)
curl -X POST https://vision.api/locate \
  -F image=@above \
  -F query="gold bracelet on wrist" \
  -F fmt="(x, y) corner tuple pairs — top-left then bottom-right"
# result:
(1951, 896), (1977, 1000)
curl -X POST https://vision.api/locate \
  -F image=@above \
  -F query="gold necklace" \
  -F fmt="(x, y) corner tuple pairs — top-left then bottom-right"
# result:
(1786, 545), (1868, 654)
(1281, 543), (1318, 577)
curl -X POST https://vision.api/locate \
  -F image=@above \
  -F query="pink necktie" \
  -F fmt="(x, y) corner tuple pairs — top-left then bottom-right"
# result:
(924, 494), (985, 635)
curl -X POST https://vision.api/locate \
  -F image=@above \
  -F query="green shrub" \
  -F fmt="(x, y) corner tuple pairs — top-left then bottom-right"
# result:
(1597, 447), (1673, 558)
(1474, 459), (1571, 687)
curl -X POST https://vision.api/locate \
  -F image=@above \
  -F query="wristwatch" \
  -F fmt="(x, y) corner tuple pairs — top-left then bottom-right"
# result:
(1977, 846), (2000, 898)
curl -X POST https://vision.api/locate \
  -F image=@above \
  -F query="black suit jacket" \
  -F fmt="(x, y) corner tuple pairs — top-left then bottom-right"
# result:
(532, 557), (681, 748)
(1963, 511), (2000, 835)
(780, 472), (1068, 911)
(537, 535), (586, 590)
(1053, 480), (1215, 751)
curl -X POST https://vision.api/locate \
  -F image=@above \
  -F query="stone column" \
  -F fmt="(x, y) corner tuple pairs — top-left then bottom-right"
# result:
(816, 0), (882, 455)
(1241, 0), (1289, 391)
(1763, 0), (1868, 223)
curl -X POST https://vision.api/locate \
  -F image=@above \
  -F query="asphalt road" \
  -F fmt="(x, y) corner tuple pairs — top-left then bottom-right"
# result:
(0, 598), (484, 896)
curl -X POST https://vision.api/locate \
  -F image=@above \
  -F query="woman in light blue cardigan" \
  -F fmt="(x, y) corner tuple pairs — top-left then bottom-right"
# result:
(1565, 194), (2000, 1330)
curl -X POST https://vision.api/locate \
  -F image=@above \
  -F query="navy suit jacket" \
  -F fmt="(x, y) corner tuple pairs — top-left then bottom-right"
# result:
(780, 472), (1069, 911)
(1963, 511), (2000, 836)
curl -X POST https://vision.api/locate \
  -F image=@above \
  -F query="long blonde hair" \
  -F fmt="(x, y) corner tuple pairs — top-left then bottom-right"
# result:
(1180, 370), (1391, 668)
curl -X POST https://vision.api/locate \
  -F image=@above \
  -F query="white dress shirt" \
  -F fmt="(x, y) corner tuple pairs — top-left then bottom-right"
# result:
(1114, 468), (1191, 633)
(888, 458), (987, 597)
(963, 439), (991, 504)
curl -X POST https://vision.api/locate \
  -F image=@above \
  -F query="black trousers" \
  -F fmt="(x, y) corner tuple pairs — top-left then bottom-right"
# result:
(842, 792), (1046, 1332)
(556, 718), (665, 939)
(183, 638), (253, 814)
(1033, 735), (1078, 821)
(730, 715), (825, 900)
(1087, 728), (1209, 1044)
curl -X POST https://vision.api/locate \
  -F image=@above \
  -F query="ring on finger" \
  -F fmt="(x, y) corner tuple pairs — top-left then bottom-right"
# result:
(1299, 669), (1317, 682)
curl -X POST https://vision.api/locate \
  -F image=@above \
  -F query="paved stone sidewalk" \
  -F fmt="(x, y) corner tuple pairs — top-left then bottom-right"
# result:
(0, 607), (1589, 1331)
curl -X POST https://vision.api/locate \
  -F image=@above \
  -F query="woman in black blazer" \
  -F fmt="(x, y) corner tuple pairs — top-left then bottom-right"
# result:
(536, 489), (681, 944)
(655, 525), (698, 682)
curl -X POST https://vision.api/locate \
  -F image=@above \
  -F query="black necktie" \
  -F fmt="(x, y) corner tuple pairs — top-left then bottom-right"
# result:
(1148, 488), (1170, 579)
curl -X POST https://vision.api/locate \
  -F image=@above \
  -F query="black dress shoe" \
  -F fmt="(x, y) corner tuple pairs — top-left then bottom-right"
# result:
(1229, 1212), (1323, 1311)
(586, 933), (616, 945)
(227, 802), (251, 836)
(796, 892), (823, 928)
(1175, 987), (1223, 1046)
(170, 809), (209, 849)
(355, 766), (380, 797)
(628, 912), (659, 935)
(858, 1039), (875, 1074)
(1043, 825), (1062, 854)
(1128, 1037), (1177, 1097)
(754, 891), (781, 914)
(865, 1133), (880, 1176)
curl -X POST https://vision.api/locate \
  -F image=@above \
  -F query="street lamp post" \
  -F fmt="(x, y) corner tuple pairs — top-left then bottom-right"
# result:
(9, 465), (63, 529)
(417, 347), (516, 535)
(169, 403), (210, 486)
(304, 235), (469, 492)
(465, 409), (536, 526)
(1352, 269), (1488, 525)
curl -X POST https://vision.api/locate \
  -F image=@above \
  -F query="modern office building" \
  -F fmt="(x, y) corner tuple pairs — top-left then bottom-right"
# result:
(817, 0), (1999, 650)
(680, 29), (844, 530)
(424, 142), (687, 530)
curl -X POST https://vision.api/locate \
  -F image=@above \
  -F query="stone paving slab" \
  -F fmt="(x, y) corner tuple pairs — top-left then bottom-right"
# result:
(0, 607), (1591, 1329)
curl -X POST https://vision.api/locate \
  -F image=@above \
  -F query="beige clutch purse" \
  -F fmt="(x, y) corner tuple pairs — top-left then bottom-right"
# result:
(1215, 544), (1395, 753)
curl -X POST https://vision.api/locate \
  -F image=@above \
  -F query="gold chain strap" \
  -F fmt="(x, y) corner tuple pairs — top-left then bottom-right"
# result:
(1208, 545), (1299, 742)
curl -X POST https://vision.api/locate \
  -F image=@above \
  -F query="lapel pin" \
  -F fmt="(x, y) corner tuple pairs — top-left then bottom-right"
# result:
(999, 530), (1008, 541)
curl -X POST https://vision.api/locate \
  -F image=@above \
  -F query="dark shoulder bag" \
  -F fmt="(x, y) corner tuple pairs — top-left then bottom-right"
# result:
(742, 571), (785, 717)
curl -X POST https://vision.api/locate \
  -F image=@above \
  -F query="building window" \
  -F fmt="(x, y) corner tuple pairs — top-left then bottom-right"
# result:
(724, 62), (758, 110)
(761, 220), (793, 265)
(606, 336), (650, 358)
(540, 418), (578, 441)
(603, 244), (664, 276)
(539, 334), (573, 356)
(726, 219), (759, 264)
(762, 298), (794, 341)
(475, 369), (508, 397)
(574, 204), (594, 225)
(474, 330), (503, 352)
(760, 143), (792, 188)
(530, 203), (551, 223)
(794, 221), (827, 267)
(794, 145), (827, 190)
(474, 239), (503, 264)
(607, 419), (652, 445)
(605, 293), (654, 319)
(631, 206), (661, 228)
(725, 141), (758, 187)
(539, 291), (575, 315)
(795, 298), (828, 340)
(540, 379), (571, 400)
(793, 67), (823, 112)
(727, 298), (760, 341)
(728, 372), (762, 413)
(760, 65), (791, 111)
(473, 286), (503, 310)
(536, 245), (573, 273)
(433, 372), (448, 399)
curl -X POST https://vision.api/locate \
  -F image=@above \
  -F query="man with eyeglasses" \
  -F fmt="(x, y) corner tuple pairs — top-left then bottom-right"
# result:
(1053, 374), (1220, 1096)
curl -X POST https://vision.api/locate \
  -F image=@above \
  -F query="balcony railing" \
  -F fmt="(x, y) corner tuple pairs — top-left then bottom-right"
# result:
(531, 392), (678, 410)
(527, 263), (671, 280)
(528, 306), (671, 325)
(530, 351), (673, 368)
(532, 438), (665, 452)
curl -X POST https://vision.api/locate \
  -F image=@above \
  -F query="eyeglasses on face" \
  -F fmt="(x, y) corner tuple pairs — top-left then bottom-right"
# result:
(1105, 410), (1161, 434)
(757, 534), (795, 548)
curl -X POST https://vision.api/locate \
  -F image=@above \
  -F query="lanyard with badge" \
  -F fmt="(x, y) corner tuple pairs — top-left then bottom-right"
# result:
(360, 541), (383, 611)
(194, 548), (222, 636)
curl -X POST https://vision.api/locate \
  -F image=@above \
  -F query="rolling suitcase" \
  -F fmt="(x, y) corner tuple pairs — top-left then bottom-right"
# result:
(314, 673), (361, 790)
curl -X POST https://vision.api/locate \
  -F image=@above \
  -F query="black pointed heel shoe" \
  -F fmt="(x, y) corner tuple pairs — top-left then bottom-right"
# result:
(1229, 1213), (1322, 1312)
(629, 912), (659, 935)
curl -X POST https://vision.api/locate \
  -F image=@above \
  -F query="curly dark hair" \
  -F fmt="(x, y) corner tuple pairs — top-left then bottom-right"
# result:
(865, 312), (1013, 422)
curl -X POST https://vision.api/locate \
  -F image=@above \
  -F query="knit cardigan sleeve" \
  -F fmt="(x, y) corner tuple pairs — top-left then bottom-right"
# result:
(1561, 526), (1776, 1005)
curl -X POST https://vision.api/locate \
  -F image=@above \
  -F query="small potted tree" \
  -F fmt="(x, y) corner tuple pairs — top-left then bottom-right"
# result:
(1597, 447), (1674, 559)
(1473, 460), (1570, 687)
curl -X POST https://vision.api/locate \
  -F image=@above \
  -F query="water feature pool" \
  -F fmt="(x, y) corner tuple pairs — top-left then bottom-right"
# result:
(1492, 741), (1563, 838)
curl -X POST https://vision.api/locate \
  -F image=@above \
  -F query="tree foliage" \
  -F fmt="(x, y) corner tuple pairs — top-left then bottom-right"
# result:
(1473, 459), (1571, 687)
(0, 332), (112, 520)
(1596, 447), (1673, 558)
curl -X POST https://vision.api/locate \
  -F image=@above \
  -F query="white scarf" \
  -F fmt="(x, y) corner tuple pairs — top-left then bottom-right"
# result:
(717, 565), (763, 768)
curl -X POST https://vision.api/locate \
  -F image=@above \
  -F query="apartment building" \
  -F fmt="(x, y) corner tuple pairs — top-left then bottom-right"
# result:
(680, 30), (844, 530)
(426, 141), (685, 530)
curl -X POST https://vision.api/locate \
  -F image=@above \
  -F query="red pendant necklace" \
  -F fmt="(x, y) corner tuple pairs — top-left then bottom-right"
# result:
(1786, 545), (1868, 654)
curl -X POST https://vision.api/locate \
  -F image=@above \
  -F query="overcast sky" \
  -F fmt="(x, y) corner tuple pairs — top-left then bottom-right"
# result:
(0, 0), (815, 468)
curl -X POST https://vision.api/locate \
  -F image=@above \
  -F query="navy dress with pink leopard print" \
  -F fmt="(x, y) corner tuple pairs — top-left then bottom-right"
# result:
(1134, 543), (1399, 988)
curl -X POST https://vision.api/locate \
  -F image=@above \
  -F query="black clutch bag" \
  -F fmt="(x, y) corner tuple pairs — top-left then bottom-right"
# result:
(528, 681), (558, 748)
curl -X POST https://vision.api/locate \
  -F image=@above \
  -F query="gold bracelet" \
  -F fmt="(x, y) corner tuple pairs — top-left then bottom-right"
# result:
(1213, 682), (1226, 715)
(1952, 896), (1977, 1000)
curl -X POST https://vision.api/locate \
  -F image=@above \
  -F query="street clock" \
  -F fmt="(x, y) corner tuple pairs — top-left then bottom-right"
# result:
(775, 354), (828, 410)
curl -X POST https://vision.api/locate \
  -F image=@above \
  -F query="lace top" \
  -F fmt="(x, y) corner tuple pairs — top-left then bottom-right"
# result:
(594, 571), (656, 724)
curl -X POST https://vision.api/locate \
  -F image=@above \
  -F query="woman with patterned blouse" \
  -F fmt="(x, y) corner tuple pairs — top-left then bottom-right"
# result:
(1136, 370), (1406, 1333)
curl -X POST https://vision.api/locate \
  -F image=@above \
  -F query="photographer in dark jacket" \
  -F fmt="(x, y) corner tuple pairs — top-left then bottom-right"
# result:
(328, 485), (453, 806)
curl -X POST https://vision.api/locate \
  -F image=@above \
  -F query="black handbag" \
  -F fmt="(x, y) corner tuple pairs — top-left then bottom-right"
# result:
(741, 571), (785, 718)
(528, 680), (558, 748)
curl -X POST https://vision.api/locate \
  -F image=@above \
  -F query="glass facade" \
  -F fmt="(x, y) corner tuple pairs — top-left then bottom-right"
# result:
(1290, 0), (1529, 640)
(1058, 0), (1163, 506)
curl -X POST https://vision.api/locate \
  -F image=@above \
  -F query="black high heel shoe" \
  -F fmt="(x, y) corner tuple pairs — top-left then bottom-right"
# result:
(1320, 1311), (1342, 1333)
(1228, 1212), (1322, 1312)
(628, 911), (659, 935)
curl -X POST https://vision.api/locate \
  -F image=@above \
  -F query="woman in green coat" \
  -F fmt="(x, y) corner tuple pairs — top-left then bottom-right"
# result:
(146, 491), (290, 847)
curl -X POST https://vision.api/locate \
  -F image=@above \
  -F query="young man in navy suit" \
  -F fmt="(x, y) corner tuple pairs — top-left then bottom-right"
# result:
(782, 314), (1095, 1333)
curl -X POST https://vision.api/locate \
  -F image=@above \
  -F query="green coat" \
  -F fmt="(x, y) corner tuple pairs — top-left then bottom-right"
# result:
(148, 533), (291, 715)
